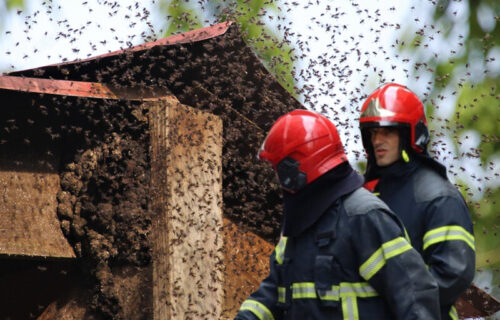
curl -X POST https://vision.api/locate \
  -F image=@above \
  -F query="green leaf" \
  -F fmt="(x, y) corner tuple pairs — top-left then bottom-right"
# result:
(454, 79), (500, 163)
(6, 0), (24, 10)
(240, 22), (296, 92)
(161, 1), (202, 36)
(432, 0), (450, 21)
(434, 62), (454, 88)
(455, 181), (500, 268)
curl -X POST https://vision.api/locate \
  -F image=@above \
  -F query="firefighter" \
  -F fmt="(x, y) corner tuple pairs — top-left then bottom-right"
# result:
(235, 109), (440, 320)
(359, 83), (475, 320)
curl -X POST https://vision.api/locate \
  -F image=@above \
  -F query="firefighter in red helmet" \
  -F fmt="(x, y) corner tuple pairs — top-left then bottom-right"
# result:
(359, 83), (475, 320)
(235, 109), (439, 320)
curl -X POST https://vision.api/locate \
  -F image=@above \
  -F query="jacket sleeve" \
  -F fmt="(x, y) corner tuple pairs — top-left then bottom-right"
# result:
(351, 209), (441, 320)
(234, 240), (284, 320)
(422, 195), (476, 306)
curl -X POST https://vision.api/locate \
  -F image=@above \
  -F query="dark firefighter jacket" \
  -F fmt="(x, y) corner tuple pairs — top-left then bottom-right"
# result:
(235, 166), (440, 320)
(365, 157), (475, 320)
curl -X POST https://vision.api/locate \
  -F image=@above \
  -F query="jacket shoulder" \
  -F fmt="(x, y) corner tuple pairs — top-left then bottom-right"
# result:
(413, 166), (462, 203)
(343, 187), (391, 216)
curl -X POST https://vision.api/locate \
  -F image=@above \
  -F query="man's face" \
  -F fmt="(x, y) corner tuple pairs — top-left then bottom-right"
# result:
(369, 127), (400, 167)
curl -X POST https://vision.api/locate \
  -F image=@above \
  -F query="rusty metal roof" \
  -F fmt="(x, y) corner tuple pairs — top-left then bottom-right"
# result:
(0, 75), (170, 100)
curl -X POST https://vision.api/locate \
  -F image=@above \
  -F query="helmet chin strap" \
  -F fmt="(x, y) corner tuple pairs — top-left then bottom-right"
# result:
(401, 149), (410, 163)
(397, 127), (413, 164)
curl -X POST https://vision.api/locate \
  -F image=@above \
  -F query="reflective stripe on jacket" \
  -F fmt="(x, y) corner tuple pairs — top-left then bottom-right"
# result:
(373, 165), (475, 320)
(235, 188), (440, 320)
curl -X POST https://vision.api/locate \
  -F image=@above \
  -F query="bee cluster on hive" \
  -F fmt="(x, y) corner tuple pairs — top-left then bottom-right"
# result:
(2, 23), (301, 319)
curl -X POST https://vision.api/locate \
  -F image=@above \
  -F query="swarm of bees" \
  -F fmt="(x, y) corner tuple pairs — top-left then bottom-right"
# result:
(0, 0), (499, 319)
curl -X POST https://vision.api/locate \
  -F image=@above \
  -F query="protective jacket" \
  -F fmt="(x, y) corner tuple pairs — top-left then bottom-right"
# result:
(235, 168), (440, 320)
(365, 157), (475, 320)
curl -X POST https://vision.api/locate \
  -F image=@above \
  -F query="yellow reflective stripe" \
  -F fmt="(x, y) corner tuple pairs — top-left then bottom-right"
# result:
(404, 228), (411, 244)
(290, 282), (376, 320)
(239, 299), (274, 320)
(339, 282), (378, 299)
(423, 225), (475, 251)
(317, 286), (341, 301)
(339, 283), (369, 320)
(449, 305), (458, 320)
(275, 236), (288, 265)
(359, 237), (412, 280)
(341, 295), (359, 320)
(292, 282), (317, 299)
(278, 286), (286, 303)
(338, 283), (377, 320)
(291, 282), (377, 300)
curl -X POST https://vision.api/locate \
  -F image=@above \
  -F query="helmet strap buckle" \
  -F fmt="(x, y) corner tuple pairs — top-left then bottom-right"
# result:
(277, 157), (307, 192)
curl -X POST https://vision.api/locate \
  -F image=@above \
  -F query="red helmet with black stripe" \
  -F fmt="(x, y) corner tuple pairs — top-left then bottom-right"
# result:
(359, 83), (429, 153)
(258, 109), (347, 192)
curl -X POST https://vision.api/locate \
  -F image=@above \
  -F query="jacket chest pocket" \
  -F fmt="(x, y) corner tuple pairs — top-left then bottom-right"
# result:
(314, 255), (341, 308)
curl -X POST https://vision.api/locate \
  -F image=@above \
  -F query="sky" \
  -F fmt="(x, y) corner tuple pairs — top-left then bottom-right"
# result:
(0, 0), (159, 70)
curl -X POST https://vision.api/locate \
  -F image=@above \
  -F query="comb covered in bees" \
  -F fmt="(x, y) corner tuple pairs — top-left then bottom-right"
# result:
(0, 22), (300, 319)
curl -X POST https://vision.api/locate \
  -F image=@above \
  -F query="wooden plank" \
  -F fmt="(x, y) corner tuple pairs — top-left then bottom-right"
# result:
(0, 152), (75, 258)
(456, 283), (500, 318)
(149, 97), (224, 319)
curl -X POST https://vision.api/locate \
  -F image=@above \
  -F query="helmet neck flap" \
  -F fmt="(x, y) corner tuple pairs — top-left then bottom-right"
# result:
(281, 162), (363, 236)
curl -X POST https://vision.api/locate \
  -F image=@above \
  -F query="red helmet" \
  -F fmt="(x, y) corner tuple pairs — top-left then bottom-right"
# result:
(258, 109), (347, 192)
(359, 83), (429, 153)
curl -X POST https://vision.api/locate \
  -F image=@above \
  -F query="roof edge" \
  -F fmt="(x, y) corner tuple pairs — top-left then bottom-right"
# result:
(0, 75), (172, 100)
(7, 21), (234, 76)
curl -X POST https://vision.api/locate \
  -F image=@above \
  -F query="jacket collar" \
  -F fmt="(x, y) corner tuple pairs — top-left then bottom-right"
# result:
(365, 150), (447, 182)
(281, 163), (364, 237)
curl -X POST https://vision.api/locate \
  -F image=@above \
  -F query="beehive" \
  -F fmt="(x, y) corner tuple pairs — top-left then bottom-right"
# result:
(0, 22), (300, 319)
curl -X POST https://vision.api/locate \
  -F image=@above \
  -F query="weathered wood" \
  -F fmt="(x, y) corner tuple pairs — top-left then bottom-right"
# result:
(222, 218), (274, 319)
(37, 285), (92, 320)
(0, 153), (75, 258)
(149, 97), (224, 319)
(456, 282), (500, 319)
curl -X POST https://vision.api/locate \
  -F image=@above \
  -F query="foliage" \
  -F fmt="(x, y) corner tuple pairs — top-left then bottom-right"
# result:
(401, 0), (500, 316)
(434, 0), (500, 58)
(5, 0), (23, 10)
(453, 79), (500, 163)
(0, 0), (24, 32)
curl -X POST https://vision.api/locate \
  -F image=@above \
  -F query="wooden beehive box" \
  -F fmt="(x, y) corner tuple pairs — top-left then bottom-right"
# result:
(0, 22), (300, 319)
